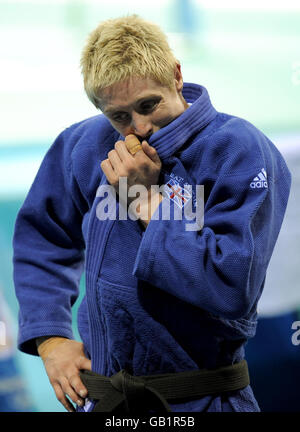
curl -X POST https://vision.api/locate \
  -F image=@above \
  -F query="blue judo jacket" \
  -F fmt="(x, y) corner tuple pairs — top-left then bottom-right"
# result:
(13, 83), (291, 412)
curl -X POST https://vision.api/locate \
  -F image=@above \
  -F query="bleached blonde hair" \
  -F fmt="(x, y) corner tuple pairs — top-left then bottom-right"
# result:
(80, 14), (179, 107)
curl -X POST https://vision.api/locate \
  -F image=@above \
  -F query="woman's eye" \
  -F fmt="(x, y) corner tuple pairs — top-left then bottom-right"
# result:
(140, 100), (159, 112)
(112, 112), (130, 123)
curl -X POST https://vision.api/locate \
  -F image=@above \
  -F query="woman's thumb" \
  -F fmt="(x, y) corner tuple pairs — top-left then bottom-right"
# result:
(142, 140), (161, 164)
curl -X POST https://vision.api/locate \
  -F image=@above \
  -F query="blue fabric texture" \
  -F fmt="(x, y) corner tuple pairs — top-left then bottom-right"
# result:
(13, 83), (291, 412)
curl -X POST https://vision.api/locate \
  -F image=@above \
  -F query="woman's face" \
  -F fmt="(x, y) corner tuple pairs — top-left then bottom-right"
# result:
(97, 65), (189, 141)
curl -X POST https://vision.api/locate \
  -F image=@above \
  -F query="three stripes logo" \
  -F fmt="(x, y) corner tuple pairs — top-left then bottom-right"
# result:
(250, 168), (268, 189)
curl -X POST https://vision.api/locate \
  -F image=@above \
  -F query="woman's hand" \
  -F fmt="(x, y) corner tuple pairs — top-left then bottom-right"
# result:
(100, 134), (163, 225)
(101, 134), (162, 194)
(37, 337), (92, 412)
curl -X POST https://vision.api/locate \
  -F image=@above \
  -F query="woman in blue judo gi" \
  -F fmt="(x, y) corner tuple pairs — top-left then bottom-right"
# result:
(12, 15), (291, 412)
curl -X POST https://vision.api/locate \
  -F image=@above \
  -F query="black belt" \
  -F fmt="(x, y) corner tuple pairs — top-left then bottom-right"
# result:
(79, 360), (250, 413)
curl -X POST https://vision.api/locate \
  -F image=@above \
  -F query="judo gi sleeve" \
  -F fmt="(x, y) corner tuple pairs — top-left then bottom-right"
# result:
(132, 154), (291, 321)
(13, 129), (86, 355)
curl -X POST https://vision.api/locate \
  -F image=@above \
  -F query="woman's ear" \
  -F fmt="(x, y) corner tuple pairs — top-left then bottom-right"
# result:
(174, 62), (184, 92)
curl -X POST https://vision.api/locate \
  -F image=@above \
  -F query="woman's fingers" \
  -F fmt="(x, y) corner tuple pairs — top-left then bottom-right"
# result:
(69, 373), (88, 400)
(53, 382), (75, 413)
(60, 376), (85, 408)
(51, 369), (88, 411)
(100, 158), (118, 186)
(108, 149), (123, 174)
(124, 135), (142, 155)
(76, 355), (92, 372)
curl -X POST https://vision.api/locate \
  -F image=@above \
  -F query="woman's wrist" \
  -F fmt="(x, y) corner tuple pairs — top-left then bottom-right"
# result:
(36, 336), (69, 359)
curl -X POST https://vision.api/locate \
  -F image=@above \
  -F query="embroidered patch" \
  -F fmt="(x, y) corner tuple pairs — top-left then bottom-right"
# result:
(164, 178), (192, 209)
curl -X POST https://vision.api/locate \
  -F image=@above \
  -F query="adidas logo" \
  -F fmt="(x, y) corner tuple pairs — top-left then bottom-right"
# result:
(250, 168), (268, 189)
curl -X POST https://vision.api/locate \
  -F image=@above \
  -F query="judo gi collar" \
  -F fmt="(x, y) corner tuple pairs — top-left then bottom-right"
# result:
(145, 83), (217, 161)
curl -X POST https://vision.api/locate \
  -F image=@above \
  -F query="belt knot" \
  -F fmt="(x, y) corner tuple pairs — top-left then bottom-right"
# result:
(110, 369), (146, 412)
(110, 369), (171, 413)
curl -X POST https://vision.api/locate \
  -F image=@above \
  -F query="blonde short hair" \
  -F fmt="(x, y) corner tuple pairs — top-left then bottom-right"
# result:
(80, 14), (178, 107)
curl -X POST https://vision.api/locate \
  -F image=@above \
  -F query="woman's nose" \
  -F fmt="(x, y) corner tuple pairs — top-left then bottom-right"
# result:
(131, 112), (153, 139)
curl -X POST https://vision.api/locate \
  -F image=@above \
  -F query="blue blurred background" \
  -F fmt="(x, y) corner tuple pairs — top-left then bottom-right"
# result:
(0, 0), (299, 412)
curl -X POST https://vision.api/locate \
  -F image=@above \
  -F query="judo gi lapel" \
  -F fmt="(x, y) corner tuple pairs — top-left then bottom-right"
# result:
(85, 174), (115, 373)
